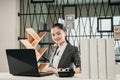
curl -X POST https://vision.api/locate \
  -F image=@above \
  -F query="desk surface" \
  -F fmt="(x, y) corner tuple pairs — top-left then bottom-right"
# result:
(0, 72), (120, 80)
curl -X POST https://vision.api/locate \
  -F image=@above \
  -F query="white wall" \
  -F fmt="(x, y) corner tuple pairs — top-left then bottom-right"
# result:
(0, 0), (20, 72)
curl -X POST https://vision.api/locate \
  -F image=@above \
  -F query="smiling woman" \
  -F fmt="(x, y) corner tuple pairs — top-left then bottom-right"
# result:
(43, 23), (81, 74)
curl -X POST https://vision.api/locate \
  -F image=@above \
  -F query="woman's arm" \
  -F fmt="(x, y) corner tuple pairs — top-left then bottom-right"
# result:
(73, 47), (81, 74)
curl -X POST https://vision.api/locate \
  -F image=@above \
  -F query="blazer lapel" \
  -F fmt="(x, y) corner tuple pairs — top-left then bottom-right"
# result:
(58, 44), (71, 68)
(50, 46), (58, 65)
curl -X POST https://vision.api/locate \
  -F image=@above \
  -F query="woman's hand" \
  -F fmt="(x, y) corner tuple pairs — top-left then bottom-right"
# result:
(74, 67), (81, 74)
(43, 67), (59, 73)
(43, 67), (81, 74)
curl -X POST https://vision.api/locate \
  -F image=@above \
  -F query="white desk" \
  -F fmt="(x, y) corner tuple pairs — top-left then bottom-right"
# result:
(0, 72), (120, 80)
(0, 72), (81, 80)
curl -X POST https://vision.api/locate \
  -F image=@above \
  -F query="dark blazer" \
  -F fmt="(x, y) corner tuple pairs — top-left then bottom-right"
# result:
(49, 43), (81, 68)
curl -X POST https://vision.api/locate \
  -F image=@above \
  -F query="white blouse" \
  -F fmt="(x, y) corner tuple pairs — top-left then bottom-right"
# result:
(52, 42), (67, 68)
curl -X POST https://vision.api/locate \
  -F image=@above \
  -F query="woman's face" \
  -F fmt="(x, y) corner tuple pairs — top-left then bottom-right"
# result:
(51, 27), (66, 45)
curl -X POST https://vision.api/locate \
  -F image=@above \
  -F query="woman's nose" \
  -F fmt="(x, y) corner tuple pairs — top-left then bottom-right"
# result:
(54, 35), (58, 39)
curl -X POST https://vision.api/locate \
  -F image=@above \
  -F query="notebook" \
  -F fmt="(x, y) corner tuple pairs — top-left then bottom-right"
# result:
(6, 49), (53, 77)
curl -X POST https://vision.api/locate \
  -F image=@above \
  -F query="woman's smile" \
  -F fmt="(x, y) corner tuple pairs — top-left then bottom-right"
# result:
(55, 37), (61, 42)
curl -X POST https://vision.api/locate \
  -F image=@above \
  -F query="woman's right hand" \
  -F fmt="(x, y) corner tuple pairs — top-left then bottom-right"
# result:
(43, 67), (59, 73)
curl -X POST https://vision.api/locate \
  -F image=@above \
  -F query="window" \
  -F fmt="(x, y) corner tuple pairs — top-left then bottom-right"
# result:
(59, 16), (120, 63)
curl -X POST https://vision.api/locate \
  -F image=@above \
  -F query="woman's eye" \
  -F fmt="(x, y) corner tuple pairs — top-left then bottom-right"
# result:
(52, 34), (55, 36)
(57, 32), (61, 35)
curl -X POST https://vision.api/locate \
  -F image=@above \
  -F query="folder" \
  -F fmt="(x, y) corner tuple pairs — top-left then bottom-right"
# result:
(97, 39), (107, 79)
(89, 39), (98, 79)
(80, 39), (90, 78)
(106, 39), (115, 79)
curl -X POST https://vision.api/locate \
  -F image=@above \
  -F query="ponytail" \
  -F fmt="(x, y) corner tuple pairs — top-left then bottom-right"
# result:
(65, 36), (69, 43)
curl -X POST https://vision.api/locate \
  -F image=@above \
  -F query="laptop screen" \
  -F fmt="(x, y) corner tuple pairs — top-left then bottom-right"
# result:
(6, 49), (39, 76)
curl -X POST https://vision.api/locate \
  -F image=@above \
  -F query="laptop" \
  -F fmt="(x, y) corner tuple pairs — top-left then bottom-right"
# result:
(6, 49), (53, 77)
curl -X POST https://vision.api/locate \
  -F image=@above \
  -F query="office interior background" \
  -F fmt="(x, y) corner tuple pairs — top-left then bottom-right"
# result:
(0, 0), (120, 74)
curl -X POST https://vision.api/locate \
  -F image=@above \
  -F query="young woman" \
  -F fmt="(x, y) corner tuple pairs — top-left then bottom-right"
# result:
(44, 23), (81, 73)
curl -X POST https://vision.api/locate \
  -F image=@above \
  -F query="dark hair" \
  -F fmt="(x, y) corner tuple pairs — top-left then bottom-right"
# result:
(52, 23), (69, 43)
(53, 23), (67, 32)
